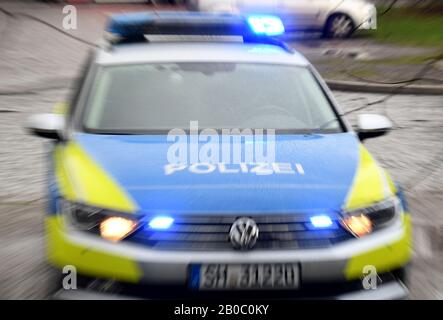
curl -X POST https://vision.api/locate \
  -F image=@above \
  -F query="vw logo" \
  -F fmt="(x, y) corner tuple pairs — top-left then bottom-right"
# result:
(229, 217), (259, 250)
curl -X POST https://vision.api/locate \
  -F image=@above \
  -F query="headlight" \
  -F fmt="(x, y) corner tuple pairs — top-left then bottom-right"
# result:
(100, 217), (137, 242)
(58, 199), (139, 242)
(341, 197), (402, 237)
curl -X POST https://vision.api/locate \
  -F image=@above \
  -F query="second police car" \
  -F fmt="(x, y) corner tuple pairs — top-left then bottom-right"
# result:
(26, 12), (412, 299)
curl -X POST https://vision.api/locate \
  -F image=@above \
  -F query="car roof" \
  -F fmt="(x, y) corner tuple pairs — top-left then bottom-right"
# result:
(95, 42), (310, 67)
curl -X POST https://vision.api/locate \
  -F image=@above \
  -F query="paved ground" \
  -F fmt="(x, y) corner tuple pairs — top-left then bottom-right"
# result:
(0, 1), (443, 299)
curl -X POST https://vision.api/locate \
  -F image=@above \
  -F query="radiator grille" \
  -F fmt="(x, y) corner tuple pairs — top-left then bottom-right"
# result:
(125, 214), (353, 251)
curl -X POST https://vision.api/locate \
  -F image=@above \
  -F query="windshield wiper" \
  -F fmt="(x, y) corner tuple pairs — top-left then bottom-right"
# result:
(308, 118), (340, 135)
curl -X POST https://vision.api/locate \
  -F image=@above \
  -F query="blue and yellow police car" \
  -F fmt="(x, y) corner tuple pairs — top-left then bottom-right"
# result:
(25, 12), (412, 299)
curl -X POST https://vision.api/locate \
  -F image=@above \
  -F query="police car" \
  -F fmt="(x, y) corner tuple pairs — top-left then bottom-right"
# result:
(26, 12), (411, 299)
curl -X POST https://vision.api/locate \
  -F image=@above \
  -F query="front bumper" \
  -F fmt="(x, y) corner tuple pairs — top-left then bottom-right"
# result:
(52, 272), (408, 300)
(46, 213), (412, 298)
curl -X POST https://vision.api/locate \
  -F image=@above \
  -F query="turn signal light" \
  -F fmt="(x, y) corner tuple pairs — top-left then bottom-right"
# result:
(100, 217), (136, 242)
(342, 215), (372, 237)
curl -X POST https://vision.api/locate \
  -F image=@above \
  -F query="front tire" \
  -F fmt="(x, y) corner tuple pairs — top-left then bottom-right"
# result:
(323, 13), (355, 39)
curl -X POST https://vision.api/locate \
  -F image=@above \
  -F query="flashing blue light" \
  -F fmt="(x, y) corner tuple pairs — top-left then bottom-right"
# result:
(247, 15), (285, 36)
(106, 12), (287, 47)
(148, 216), (174, 230)
(310, 215), (333, 228)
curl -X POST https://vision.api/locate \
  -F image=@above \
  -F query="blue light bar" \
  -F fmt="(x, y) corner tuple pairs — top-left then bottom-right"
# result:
(148, 216), (174, 230)
(310, 215), (333, 228)
(247, 15), (285, 36)
(106, 11), (285, 44)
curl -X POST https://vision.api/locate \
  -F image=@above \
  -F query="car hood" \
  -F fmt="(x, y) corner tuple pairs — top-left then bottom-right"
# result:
(63, 132), (365, 215)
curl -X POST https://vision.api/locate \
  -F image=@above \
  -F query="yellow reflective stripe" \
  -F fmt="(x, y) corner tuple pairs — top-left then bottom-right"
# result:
(54, 145), (76, 200)
(54, 142), (137, 213)
(46, 216), (142, 283)
(384, 168), (398, 194)
(344, 214), (412, 280)
(345, 145), (393, 210)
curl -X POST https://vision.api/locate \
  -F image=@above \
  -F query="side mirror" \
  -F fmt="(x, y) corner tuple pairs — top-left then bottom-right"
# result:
(24, 113), (65, 140)
(357, 114), (392, 141)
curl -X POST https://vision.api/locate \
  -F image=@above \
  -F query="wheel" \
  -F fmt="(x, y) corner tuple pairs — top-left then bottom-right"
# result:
(323, 13), (355, 39)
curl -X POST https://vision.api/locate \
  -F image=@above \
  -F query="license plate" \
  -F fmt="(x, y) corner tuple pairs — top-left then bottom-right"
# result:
(190, 263), (299, 290)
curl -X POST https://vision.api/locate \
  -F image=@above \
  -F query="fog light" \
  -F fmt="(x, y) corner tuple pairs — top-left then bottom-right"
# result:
(148, 216), (174, 230)
(100, 217), (136, 242)
(342, 215), (372, 237)
(310, 215), (333, 228)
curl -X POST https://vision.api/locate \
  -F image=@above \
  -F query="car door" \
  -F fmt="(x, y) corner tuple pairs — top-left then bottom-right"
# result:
(276, 0), (328, 31)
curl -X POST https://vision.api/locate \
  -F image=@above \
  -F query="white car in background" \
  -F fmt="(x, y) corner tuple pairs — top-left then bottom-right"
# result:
(186, 0), (377, 38)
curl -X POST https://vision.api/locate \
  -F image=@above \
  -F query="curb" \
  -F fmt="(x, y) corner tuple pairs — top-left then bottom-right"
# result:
(326, 80), (443, 95)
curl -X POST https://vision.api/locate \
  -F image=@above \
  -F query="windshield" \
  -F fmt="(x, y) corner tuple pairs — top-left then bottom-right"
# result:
(83, 62), (342, 133)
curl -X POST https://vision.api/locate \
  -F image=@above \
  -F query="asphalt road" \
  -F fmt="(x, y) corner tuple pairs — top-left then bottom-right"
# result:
(0, 2), (442, 299)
